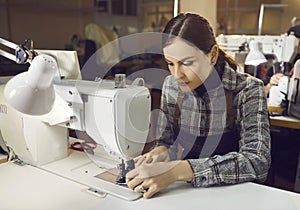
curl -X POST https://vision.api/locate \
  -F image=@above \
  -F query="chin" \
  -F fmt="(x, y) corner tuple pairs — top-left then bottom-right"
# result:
(179, 85), (194, 92)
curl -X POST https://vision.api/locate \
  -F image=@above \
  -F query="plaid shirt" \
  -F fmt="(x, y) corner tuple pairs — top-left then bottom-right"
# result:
(155, 64), (271, 187)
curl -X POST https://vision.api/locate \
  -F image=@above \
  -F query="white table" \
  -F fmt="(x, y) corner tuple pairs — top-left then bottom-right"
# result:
(1, 160), (300, 210)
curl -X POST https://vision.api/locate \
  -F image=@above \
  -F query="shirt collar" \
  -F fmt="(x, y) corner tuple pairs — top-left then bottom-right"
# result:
(194, 68), (221, 97)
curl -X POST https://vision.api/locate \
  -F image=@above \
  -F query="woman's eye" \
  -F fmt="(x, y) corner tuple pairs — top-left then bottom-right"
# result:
(183, 61), (193, 66)
(167, 62), (174, 66)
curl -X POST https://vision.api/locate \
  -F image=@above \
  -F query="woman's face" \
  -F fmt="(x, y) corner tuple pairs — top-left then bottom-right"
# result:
(163, 38), (216, 92)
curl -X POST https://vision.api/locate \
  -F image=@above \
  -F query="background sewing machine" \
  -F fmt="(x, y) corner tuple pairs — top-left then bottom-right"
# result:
(216, 33), (299, 107)
(0, 38), (151, 200)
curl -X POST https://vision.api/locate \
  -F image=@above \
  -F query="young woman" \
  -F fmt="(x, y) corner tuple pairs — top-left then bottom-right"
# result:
(126, 13), (271, 199)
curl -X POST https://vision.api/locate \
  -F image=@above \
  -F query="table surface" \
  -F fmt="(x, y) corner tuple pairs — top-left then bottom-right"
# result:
(0, 153), (7, 163)
(267, 105), (300, 129)
(269, 115), (300, 129)
(1, 160), (300, 210)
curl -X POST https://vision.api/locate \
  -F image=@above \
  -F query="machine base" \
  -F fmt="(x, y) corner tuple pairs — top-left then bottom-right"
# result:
(41, 149), (141, 201)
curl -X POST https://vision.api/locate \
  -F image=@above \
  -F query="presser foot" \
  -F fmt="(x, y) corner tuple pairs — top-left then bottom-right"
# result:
(115, 159), (135, 185)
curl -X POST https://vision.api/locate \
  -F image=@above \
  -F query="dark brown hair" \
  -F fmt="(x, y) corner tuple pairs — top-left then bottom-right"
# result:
(162, 13), (237, 75)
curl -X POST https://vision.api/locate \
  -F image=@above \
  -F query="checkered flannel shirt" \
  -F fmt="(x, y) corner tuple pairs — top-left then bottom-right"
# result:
(155, 64), (271, 187)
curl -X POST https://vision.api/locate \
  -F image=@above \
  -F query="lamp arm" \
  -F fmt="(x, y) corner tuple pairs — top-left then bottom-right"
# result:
(0, 37), (37, 64)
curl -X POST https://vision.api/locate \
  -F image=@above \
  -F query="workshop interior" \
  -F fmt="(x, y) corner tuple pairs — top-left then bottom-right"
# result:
(1, 0), (300, 206)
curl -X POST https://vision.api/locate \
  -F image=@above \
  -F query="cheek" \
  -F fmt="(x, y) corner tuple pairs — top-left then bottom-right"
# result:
(189, 65), (210, 81)
(189, 71), (203, 84)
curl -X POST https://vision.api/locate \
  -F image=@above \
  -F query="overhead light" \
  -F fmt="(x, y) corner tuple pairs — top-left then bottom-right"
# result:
(245, 40), (267, 66)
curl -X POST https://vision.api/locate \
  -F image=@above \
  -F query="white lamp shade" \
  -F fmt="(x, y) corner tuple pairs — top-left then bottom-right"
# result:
(245, 40), (267, 66)
(4, 54), (57, 115)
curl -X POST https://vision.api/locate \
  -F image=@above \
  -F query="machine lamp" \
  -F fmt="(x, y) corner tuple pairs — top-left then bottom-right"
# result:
(4, 54), (57, 115)
(0, 37), (57, 115)
(245, 40), (267, 66)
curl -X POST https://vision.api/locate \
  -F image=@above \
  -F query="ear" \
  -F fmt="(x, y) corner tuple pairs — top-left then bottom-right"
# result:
(210, 44), (219, 65)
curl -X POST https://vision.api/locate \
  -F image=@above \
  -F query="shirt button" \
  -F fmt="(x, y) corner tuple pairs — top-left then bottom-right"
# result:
(201, 176), (207, 182)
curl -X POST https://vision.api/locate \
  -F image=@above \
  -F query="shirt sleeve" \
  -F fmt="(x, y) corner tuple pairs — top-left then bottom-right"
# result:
(187, 78), (271, 187)
(155, 77), (176, 148)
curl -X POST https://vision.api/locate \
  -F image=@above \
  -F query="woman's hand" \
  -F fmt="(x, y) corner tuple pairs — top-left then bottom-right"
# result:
(126, 160), (194, 199)
(269, 73), (283, 86)
(134, 146), (170, 167)
(265, 73), (284, 95)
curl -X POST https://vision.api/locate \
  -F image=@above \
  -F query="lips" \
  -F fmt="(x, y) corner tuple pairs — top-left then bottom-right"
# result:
(178, 81), (189, 86)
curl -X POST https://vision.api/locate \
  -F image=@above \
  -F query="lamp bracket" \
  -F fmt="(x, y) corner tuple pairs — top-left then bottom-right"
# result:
(0, 37), (37, 64)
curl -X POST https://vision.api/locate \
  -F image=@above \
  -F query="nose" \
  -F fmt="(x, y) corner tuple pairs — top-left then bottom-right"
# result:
(173, 64), (184, 80)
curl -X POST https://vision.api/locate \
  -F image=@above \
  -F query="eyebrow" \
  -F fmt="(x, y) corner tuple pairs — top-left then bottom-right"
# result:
(164, 56), (195, 63)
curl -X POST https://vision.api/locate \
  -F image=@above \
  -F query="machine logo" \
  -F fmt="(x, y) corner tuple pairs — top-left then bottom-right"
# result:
(0, 104), (7, 114)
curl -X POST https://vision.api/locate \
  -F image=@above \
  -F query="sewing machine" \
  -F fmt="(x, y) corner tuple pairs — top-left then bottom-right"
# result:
(217, 33), (299, 107)
(216, 33), (298, 64)
(0, 38), (151, 200)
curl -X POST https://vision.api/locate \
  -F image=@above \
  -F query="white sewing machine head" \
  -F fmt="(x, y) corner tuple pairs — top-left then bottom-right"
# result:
(216, 33), (299, 66)
(51, 77), (151, 161)
(0, 48), (151, 167)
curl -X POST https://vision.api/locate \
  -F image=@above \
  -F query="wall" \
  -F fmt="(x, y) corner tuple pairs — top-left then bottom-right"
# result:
(282, 0), (300, 32)
(0, 0), (94, 49)
(258, 0), (299, 35)
(179, 0), (217, 33)
(0, 0), (9, 39)
(1, 0), (299, 49)
(94, 13), (141, 36)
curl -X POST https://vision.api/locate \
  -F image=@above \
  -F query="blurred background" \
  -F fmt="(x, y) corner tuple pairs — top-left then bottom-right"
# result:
(1, 0), (299, 50)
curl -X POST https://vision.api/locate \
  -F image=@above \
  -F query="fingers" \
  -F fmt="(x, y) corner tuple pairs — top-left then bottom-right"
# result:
(125, 167), (158, 199)
(126, 162), (177, 199)
(135, 152), (170, 167)
(135, 155), (153, 167)
(126, 175), (143, 190)
(134, 183), (147, 194)
(270, 73), (284, 85)
(275, 73), (284, 76)
(126, 167), (139, 182)
(152, 151), (170, 162)
(132, 181), (158, 199)
(134, 156), (145, 167)
(270, 77), (279, 85)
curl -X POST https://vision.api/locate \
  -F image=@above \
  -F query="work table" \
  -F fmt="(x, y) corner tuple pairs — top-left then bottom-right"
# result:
(0, 158), (300, 210)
